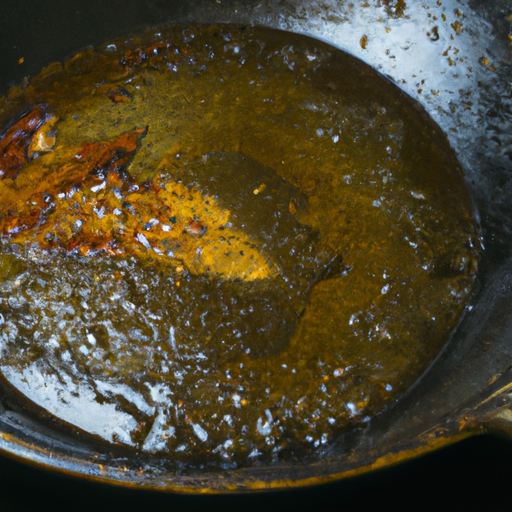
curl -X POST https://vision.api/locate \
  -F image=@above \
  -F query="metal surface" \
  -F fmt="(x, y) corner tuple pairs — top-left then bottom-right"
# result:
(0, 0), (511, 492)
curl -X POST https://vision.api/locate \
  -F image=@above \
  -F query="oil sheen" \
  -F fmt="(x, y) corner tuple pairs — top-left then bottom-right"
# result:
(0, 25), (479, 467)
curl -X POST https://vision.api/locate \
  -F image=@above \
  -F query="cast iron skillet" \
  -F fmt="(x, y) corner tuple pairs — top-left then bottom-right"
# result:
(0, 0), (510, 493)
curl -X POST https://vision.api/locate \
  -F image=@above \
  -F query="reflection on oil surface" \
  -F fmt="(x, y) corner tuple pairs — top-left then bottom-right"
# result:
(0, 25), (479, 468)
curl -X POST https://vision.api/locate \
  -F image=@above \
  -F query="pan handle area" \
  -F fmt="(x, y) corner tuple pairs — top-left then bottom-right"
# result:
(454, 370), (512, 440)
(484, 406), (512, 438)
(479, 379), (512, 439)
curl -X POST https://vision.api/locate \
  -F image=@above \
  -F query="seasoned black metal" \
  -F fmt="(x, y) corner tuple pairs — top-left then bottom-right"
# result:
(0, 0), (510, 492)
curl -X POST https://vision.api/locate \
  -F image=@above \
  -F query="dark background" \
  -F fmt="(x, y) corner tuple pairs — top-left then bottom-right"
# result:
(0, 434), (511, 511)
(1, 2), (511, 510)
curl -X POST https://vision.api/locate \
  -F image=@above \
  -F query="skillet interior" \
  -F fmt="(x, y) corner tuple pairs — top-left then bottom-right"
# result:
(0, 0), (510, 492)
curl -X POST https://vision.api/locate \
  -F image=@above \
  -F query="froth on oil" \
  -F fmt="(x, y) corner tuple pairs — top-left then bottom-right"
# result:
(0, 24), (479, 469)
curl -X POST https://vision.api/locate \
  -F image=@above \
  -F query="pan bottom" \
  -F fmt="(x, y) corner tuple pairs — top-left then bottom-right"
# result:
(0, 24), (479, 470)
